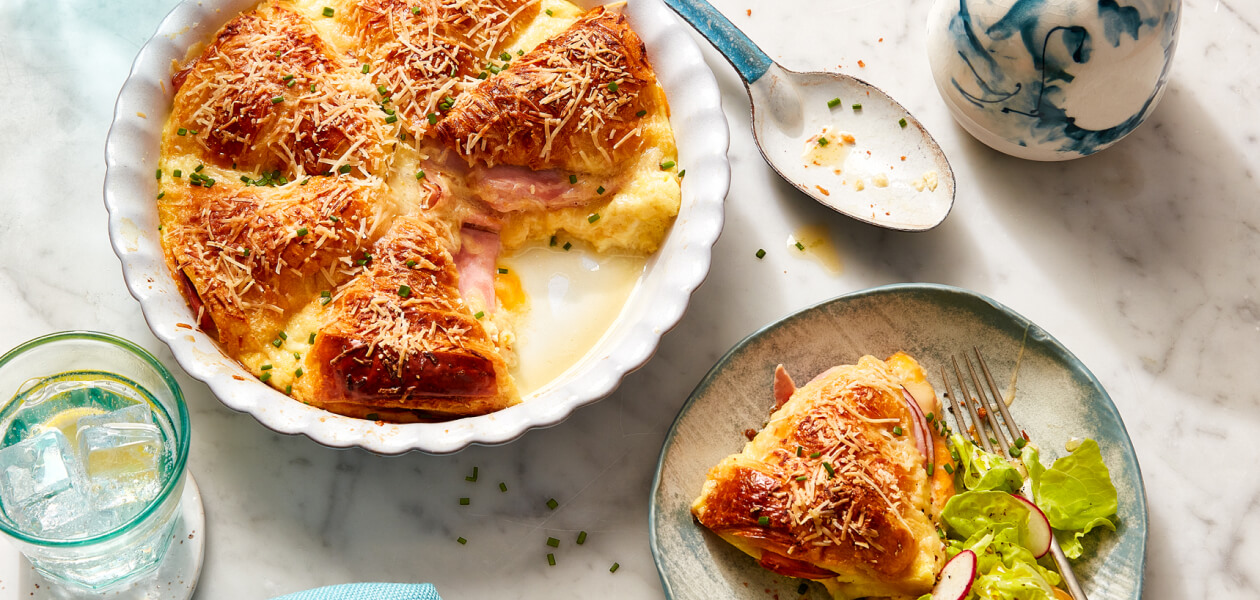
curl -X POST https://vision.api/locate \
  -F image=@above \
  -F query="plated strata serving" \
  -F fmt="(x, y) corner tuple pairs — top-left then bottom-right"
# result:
(156, 0), (682, 422)
(650, 284), (1148, 600)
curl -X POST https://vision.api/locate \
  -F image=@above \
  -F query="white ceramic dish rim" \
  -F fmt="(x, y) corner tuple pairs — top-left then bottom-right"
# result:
(103, 0), (730, 455)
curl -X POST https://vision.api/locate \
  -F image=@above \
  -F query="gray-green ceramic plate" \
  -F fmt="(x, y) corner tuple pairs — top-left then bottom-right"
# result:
(650, 283), (1146, 599)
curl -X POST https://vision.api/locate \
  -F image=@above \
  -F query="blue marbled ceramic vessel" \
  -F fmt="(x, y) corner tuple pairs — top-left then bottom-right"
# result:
(927, 0), (1180, 160)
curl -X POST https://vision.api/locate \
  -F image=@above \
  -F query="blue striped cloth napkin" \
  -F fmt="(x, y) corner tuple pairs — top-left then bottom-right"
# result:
(272, 583), (442, 600)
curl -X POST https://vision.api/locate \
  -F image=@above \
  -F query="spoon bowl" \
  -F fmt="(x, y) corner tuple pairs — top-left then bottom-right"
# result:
(662, 0), (955, 230)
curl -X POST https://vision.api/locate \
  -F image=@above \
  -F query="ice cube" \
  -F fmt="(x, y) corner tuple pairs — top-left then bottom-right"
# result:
(77, 421), (164, 524)
(0, 431), (93, 537)
(75, 403), (153, 431)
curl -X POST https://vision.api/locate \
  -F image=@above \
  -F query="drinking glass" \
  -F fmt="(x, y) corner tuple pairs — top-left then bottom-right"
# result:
(0, 331), (190, 590)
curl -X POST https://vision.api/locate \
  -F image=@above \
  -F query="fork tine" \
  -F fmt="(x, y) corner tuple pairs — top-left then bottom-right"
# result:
(964, 353), (1013, 456)
(973, 347), (1025, 446)
(948, 357), (993, 453)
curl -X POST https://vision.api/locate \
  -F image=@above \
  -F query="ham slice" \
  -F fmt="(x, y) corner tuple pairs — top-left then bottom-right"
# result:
(468, 164), (616, 212)
(772, 365), (796, 411)
(454, 226), (499, 315)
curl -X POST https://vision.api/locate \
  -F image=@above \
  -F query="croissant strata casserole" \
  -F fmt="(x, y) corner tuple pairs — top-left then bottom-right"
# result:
(692, 353), (956, 599)
(156, 0), (680, 421)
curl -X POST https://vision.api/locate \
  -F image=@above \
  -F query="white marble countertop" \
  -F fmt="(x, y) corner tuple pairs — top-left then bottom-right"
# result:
(1, 0), (1258, 598)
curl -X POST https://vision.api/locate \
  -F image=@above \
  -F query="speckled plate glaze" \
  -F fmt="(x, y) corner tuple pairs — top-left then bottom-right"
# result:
(650, 283), (1146, 599)
(103, 0), (729, 454)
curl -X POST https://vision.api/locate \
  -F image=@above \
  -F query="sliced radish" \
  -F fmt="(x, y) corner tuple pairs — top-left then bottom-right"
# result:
(932, 549), (977, 600)
(1012, 494), (1053, 558)
(901, 387), (934, 468)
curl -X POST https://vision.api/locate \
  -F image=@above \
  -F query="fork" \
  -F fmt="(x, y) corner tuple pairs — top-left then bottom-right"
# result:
(939, 348), (1089, 600)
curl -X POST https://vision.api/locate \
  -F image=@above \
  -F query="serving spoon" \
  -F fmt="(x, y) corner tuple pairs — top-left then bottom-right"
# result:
(660, 0), (955, 231)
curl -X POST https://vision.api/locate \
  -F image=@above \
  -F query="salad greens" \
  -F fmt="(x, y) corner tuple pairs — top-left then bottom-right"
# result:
(1024, 440), (1118, 559)
(921, 435), (1118, 599)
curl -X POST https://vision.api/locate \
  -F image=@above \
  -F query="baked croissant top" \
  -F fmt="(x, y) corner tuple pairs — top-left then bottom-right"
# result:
(157, 0), (679, 421)
(691, 353), (955, 599)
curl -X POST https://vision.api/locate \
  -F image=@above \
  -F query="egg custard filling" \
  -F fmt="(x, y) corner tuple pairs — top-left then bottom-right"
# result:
(156, 0), (680, 421)
(691, 353), (956, 599)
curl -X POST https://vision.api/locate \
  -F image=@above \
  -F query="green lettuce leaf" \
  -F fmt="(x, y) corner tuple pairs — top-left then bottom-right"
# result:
(950, 435), (1024, 493)
(1026, 439), (1118, 559)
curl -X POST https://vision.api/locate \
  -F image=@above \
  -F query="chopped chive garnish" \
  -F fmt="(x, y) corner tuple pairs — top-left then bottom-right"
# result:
(569, 174), (577, 184)
(547, 553), (556, 566)
(478, 71), (489, 79)
(1009, 447), (1023, 458)
(173, 169), (182, 178)
(271, 96), (284, 104)
(943, 463), (954, 474)
(660, 160), (676, 170)
(295, 368), (304, 378)
(384, 115), (398, 124)
(517, 50), (524, 56)
(412, 7), (421, 14)
(795, 475), (808, 481)
(157, 191), (165, 199)
(562, 242), (572, 251)
(497, 267), (508, 274)
(926, 412), (935, 423)
(546, 498), (558, 510)
(261, 364), (273, 371)
(635, 109), (647, 117)
(610, 563), (620, 573)
(362, 64), (370, 74)
(757, 516), (770, 526)
(310, 84), (317, 92)
(300, 178), (310, 185)
(285, 384), (292, 394)
(377, 84), (389, 95)
(177, 127), (188, 136)
(406, 260), (418, 267)
(818, 137), (830, 147)
(596, 186), (605, 195)
(294, 352), (301, 360)
(499, 482), (507, 492)
(242, 248), (250, 257)
(546, 537), (560, 548)
(587, 213), (600, 223)
(852, 103), (862, 110)
(156, 169), (162, 180)
(1014, 437), (1027, 448)
(899, 117), (908, 128)
(338, 164), (352, 174)
(826, 97), (841, 108)
(308, 333), (316, 343)
(322, 6), (334, 17)
(549, 235), (557, 247)
(398, 285), (411, 298)
(756, 249), (766, 259)
(795, 446), (803, 456)
(474, 311), (485, 319)
(296, 227), (309, 237)
(466, 466), (479, 481)
(488, 65), (501, 74)
(459, 497), (470, 506)
(457, 536), (467, 545)
(577, 531), (587, 545)
(678, 169), (686, 178)
(927, 462), (935, 475)
(416, 170), (426, 180)
(795, 241), (805, 251)
(278, 331), (288, 340)
(545, 8), (553, 15)
(892, 425), (903, 435)
(260, 372), (272, 382)
(272, 339), (283, 348)
(823, 462), (835, 478)
(428, 113), (438, 125)
(809, 451), (821, 458)
(607, 81), (619, 92)
(500, 51), (512, 61)
(321, 290), (331, 298)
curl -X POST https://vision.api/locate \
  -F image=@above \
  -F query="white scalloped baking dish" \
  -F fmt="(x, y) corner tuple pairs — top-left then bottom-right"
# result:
(104, 0), (729, 454)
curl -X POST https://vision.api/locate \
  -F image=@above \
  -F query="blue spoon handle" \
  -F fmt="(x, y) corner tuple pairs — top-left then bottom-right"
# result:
(658, 0), (774, 83)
